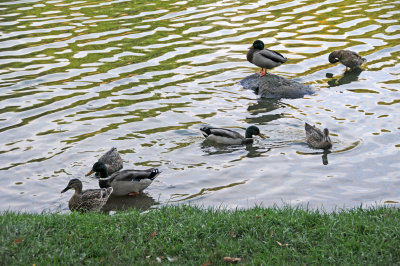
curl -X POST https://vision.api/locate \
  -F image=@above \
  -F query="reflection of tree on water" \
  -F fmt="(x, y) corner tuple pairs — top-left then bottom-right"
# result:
(326, 68), (363, 87)
(102, 193), (157, 212)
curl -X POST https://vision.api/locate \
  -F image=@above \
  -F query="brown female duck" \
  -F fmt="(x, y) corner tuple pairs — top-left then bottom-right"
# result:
(61, 179), (113, 212)
(305, 122), (332, 149)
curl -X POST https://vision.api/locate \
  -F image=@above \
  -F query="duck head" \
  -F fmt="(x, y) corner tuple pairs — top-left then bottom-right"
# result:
(61, 179), (82, 194)
(328, 51), (340, 63)
(249, 40), (264, 50)
(86, 161), (109, 178)
(245, 125), (265, 139)
(323, 128), (330, 142)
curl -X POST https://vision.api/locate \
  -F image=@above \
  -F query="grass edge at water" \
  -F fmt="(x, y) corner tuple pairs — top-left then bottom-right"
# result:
(1, 205), (399, 264)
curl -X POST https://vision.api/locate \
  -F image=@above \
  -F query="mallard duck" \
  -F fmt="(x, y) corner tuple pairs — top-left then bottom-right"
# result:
(305, 122), (332, 149)
(328, 50), (367, 71)
(86, 147), (123, 178)
(247, 40), (288, 76)
(61, 178), (113, 212)
(86, 161), (160, 196)
(200, 125), (265, 145)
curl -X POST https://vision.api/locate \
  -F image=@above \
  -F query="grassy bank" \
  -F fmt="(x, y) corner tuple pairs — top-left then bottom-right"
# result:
(1, 205), (399, 264)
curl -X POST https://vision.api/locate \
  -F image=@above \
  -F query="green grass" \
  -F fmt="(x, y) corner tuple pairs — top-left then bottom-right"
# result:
(1, 205), (399, 265)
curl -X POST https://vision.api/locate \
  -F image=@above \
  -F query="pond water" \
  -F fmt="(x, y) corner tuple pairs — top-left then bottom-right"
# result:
(0, 0), (399, 213)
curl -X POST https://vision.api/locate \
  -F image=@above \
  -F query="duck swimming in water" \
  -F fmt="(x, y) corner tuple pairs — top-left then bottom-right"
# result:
(305, 122), (332, 149)
(61, 178), (113, 212)
(87, 147), (123, 178)
(328, 50), (367, 71)
(87, 161), (160, 196)
(247, 40), (288, 76)
(200, 125), (265, 145)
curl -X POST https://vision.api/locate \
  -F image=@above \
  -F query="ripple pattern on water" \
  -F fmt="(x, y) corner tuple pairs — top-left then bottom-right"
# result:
(0, 0), (399, 212)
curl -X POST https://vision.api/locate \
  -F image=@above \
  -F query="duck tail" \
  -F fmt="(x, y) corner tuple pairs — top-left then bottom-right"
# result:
(149, 168), (160, 180)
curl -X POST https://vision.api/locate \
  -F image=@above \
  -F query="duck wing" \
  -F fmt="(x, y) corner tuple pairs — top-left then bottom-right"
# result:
(75, 188), (113, 211)
(200, 127), (244, 139)
(305, 123), (324, 142)
(108, 168), (160, 183)
(258, 49), (288, 63)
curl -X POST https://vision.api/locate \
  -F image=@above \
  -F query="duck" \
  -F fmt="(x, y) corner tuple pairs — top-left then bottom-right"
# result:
(61, 178), (113, 212)
(247, 40), (288, 76)
(86, 161), (160, 196)
(328, 50), (367, 71)
(200, 125), (265, 145)
(86, 147), (123, 178)
(305, 122), (332, 149)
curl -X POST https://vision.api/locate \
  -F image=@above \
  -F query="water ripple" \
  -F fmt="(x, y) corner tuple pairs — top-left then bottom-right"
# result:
(0, 0), (399, 212)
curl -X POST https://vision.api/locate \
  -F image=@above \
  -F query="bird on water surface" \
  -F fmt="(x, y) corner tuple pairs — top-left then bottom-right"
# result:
(247, 40), (288, 76)
(328, 50), (367, 71)
(87, 161), (160, 196)
(200, 125), (265, 145)
(305, 122), (332, 149)
(61, 178), (113, 212)
(86, 147), (123, 178)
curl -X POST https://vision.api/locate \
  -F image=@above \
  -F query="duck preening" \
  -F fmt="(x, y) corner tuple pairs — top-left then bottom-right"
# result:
(305, 122), (332, 149)
(86, 147), (123, 178)
(87, 161), (160, 196)
(200, 125), (265, 145)
(247, 40), (288, 76)
(61, 178), (113, 212)
(328, 50), (367, 71)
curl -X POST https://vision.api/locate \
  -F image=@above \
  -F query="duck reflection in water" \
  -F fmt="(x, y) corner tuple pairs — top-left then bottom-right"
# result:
(326, 68), (363, 87)
(102, 193), (156, 212)
(200, 141), (267, 158)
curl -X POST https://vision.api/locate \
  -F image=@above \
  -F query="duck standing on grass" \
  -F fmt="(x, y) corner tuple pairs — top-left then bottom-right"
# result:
(61, 179), (113, 212)
(247, 40), (288, 76)
(328, 50), (367, 71)
(200, 125), (265, 145)
(305, 122), (332, 149)
(87, 147), (123, 178)
(87, 161), (160, 196)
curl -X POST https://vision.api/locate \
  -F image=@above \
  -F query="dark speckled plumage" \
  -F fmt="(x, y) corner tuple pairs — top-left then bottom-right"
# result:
(328, 50), (367, 70)
(305, 123), (332, 149)
(61, 179), (113, 212)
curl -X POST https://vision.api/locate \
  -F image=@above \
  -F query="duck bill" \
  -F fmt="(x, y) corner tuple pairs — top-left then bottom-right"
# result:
(258, 133), (265, 139)
(248, 45), (254, 49)
(61, 186), (70, 193)
(85, 170), (94, 176)
(324, 136), (330, 142)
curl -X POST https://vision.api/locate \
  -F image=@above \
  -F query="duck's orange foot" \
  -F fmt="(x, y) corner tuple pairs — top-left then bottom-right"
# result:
(259, 71), (267, 77)
(128, 192), (140, 196)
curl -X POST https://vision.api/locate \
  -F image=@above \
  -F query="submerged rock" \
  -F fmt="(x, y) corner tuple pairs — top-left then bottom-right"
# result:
(240, 73), (314, 99)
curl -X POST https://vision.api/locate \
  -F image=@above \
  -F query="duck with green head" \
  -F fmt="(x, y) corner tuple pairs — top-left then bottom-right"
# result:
(61, 178), (113, 212)
(247, 40), (288, 76)
(86, 161), (160, 196)
(200, 125), (265, 145)
(86, 147), (123, 178)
